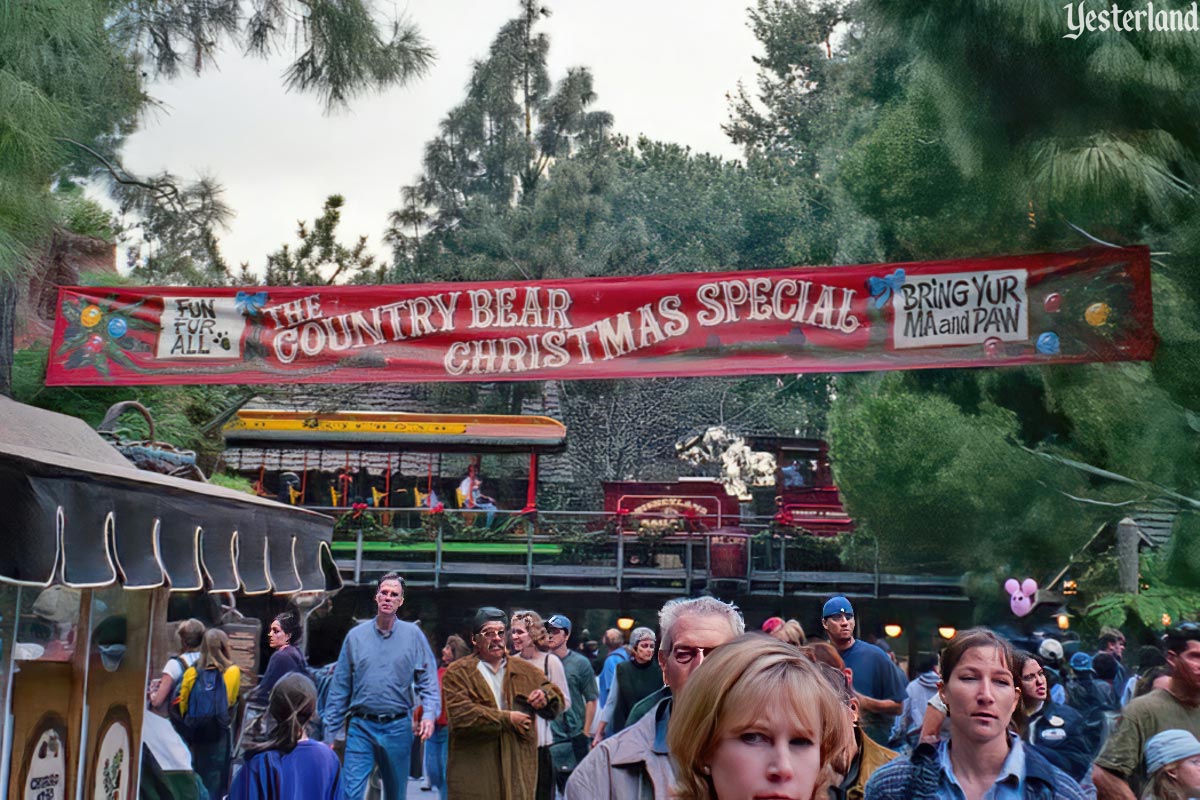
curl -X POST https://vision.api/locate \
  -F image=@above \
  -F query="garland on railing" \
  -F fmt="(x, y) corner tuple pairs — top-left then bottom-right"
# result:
(333, 503), (390, 541)
(419, 509), (516, 542)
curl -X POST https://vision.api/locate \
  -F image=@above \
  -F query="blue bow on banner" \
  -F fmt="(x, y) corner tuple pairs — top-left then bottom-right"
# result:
(235, 291), (268, 316)
(867, 269), (906, 309)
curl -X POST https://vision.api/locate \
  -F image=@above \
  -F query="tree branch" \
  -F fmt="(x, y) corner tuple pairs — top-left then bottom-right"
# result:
(54, 137), (184, 211)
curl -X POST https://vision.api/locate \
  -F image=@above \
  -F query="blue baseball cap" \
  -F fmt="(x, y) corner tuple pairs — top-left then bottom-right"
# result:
(822, 596), (855, 618)
(1069, 651), (1094, 673)
(546, 614), (572, 635)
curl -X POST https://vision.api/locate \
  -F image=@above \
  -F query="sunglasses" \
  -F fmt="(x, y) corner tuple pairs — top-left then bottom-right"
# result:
(476, 628), (506, 640)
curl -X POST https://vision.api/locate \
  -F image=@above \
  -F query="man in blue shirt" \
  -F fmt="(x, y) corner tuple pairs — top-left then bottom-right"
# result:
(822, 595), (906, 744)
(324, 572), (440, 800)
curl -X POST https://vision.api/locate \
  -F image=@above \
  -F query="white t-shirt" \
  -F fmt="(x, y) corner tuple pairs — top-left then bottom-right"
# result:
(162, 651), (200, 684)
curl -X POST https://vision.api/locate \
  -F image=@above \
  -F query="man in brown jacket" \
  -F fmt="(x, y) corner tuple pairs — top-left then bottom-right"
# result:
(444, 606), (565, 800)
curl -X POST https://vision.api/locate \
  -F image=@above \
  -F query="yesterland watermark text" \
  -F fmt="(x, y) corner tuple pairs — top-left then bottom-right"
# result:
(1064, 1), (1199, 38)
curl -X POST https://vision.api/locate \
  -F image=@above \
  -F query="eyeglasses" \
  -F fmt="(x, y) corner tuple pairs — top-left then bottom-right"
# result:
(670, 645), (716, 664)
(477, 628), (506, 640)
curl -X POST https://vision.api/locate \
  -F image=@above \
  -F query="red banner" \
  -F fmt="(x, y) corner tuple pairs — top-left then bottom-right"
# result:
(45, 247), (1154, 386)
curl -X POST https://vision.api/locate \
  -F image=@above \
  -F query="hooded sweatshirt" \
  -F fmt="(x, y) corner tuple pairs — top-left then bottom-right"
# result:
(893, 671), (941, 744)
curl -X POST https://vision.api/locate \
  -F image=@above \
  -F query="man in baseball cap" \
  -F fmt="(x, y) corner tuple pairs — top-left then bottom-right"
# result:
(821, 595), (905, 744)
(545, 614), (596, 790)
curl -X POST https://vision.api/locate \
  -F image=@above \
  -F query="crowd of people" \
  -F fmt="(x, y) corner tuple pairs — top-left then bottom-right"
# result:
(142, 576), (1200, 800)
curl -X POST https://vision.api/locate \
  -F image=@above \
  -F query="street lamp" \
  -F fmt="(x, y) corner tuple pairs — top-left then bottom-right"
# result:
(617, 616), (635, 632)
(937, 626), (957, 640)
(884, 624), (903, 638)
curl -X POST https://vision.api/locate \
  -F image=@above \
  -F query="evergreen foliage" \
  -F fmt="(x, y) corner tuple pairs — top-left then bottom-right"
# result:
(718, 0), (1200, 608)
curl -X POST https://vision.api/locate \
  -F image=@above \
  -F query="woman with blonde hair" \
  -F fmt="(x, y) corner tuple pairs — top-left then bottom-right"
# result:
(180, 628), (242, 799)
(511, 609), (571, 800)
(669, 633), (851, 800)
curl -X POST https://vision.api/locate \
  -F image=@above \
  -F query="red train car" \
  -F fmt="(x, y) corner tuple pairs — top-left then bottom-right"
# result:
(602, 478), (740, 532)
(748, 436), (853, 537)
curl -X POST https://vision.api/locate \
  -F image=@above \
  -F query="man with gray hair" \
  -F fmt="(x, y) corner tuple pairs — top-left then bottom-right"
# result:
(565, 596), (744, 800)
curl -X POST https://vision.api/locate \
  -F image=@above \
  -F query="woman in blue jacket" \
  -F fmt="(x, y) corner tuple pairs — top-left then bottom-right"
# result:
(865, 628), (1086, 800)
(228, 673), (342, 800)
(1015, 651), (1095, 787)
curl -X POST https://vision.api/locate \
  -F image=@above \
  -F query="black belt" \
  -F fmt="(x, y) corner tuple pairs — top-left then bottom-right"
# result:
(353, 710), (408, 723)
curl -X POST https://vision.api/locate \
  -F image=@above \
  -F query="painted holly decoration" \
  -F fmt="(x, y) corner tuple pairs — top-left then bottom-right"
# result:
(56, 296), (153, 377)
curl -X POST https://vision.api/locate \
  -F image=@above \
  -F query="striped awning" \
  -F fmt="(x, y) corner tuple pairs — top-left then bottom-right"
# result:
(0, 398), (338, 594)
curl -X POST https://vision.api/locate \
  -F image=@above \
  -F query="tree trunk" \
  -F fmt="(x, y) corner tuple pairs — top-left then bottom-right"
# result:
(0, 276), (15, 398)
(1117, 517), (1140, 594)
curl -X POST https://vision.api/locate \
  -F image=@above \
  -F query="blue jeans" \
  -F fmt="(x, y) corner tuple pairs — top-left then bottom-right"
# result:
(476, 501), (497, 527)
(423, 724), (448, 800)
(343, 716), (413, 800)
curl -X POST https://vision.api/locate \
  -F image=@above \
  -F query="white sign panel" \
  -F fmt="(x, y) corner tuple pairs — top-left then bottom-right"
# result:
(892, 269), (1028, 349)
(155, 296), (246, 359)
(24, 728), (66, 800)
(93, 718), (131, 800)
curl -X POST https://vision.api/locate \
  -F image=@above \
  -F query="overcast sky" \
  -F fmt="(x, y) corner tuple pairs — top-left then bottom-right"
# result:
(118, 1), (763, 276)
